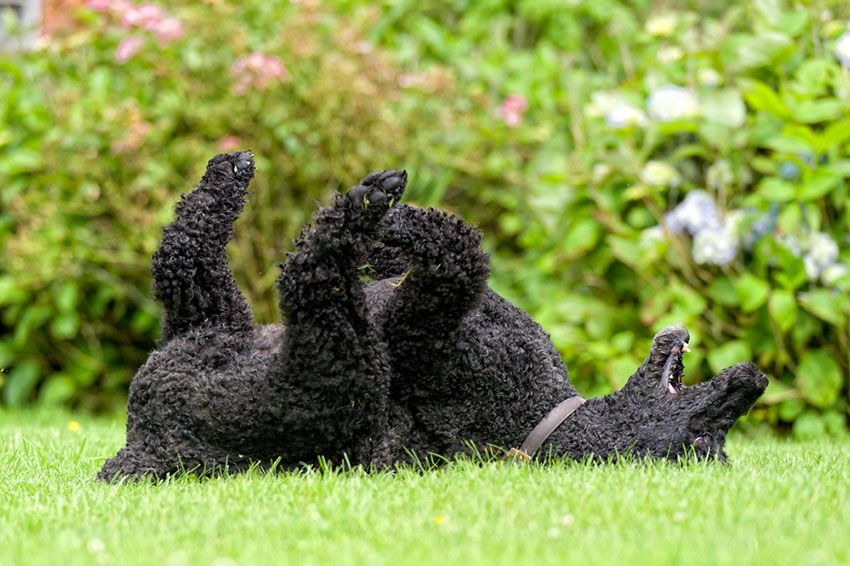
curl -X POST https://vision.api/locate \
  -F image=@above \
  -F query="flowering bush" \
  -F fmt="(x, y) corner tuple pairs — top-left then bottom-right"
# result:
(345, 0), (850, 438)
(0, 0), (453, 409)
(2, 0), (850, 437)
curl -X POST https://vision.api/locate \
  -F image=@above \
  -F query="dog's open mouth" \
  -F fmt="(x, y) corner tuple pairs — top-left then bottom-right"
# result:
(661, 342), (689, 394)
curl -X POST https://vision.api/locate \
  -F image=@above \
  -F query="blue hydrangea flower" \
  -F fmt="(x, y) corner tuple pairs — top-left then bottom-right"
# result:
(779, 230), (840, 280)
(779, 161), (801, 181)
(692, 218), (739, 266)
(666, 190), (721, 235)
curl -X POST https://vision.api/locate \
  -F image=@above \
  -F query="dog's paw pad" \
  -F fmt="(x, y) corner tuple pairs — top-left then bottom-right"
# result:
(207, 150), (255, 181)
(359, 169), (407, 203)
(346, 185), (391, 211)
(229, 150), (254, 173)
(347, 185), (371, 207)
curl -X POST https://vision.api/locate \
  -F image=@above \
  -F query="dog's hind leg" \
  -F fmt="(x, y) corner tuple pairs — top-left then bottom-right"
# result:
(276, 170), (407, 465)
(378, 205), (491, 381)
(152, 151), (255, 344)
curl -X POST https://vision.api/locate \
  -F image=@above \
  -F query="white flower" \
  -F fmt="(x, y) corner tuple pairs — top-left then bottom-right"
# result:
(646, 13), (676, 37)
(646, 85), (700, 122)
(640, 225), (666, 247)
(585, 91), (625, 118)
(706, 160), (733, 190)
(809, 232), (839, 264)
(606, 103), (648, 129)
(781, 230), (840, 280)
(803, 255), (821, 279)
(833, 30), (850, 67)
(640, 161), (680, 186)
(697, 67), (722, 87)
(692, 214), (739, 265)
(777, 233), (803, 257)
(668, 190), (721, 235)
(592, 163), (612, 183)
(657, 46), (684, 64)
(822, 262), (849, 286)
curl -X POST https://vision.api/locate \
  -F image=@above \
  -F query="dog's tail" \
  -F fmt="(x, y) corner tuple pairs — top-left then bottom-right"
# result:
(151, 151), (255, 344)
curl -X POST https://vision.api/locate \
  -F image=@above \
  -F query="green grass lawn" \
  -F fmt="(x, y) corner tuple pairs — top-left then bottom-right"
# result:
(1, 410), (849, 566)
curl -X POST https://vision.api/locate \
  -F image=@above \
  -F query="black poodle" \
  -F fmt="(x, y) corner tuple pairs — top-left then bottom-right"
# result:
(98, 151), (767, 481)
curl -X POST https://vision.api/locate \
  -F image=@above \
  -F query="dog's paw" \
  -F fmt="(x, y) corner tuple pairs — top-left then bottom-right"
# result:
(345, 170), (406, 222)
(206, 150), (256, 184)
(355, 170), (406, 205)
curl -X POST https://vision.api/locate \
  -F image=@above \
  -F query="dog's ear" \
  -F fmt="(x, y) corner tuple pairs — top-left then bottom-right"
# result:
(623, 325), (690, 392)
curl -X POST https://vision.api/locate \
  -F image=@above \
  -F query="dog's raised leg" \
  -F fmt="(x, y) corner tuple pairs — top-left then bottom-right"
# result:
(151, 151), (255, 344)
(276, 170), (407, 466)
(378, 205), (491, 384)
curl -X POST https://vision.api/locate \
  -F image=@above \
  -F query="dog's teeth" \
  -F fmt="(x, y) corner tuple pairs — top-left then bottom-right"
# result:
(682, 343), (690, 352)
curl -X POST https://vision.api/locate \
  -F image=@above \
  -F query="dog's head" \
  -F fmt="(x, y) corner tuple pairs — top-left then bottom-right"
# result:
(604, 325), (768, 462)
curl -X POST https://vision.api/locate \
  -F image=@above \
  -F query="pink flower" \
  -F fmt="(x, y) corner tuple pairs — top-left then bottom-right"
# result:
(230, 52), (289, 95)
(498, 94), (529, 127)
(85, 0), (112, 12)
(218, 136), (243, 153)
(115, 35), (145, 63)
(153, 17), (184, 45)
(121, 2), (166, 30)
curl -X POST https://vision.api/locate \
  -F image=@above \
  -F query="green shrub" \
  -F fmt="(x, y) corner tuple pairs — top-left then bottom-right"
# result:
(346, 0), (850, 437)
(2, 0), (849, 438)
(0, 0), (454, 408)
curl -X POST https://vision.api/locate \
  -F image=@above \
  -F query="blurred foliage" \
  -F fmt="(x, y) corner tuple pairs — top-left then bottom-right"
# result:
(2, 0), (850, 438)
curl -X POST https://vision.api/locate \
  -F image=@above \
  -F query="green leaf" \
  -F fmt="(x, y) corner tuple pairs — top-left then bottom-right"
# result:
(762, 134), (814, 154)
(55, 282), (78, 313)
(797, 350), (843, 408)
(797, 172), (840, 201)
(824, 410), (849, 439)
(50, 313), (79, 339)
(792, 411), (828, 440)
(817, 118), (850, 150)
(753, 0), (781, 26)
(561, 218), (601, 260)
(798, 290), (848, 326)
(38, 375), (76, 405)
(769, 290), (797, 332)
(792, 99), (842, 124)
(778, 398), (805, 421)
(735, 273), (770, 313)
(707, 276), (739, 307)
(825, 159), (850, 177)
(700, 89), (746, 128)
(607, 235), (642, 267)
(2, 359), (40, 407)
(0, 148), (44, 176)
(740, 79), (790, 118)
(794, 58), (837, 98)
(733, 32), (793, 69)
(0, 276), (26, 306)
(0, 340), (13, 368)
(707, 340), (752, 374)
(756, 177), (796, 202)
(776, 10), (810, 37)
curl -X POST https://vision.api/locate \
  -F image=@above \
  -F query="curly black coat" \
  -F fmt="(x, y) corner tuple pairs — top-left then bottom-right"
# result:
(98, 152), (767, 481)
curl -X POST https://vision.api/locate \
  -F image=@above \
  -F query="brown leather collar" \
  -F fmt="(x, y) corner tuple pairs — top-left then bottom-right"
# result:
(508, 396), (586, 461)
